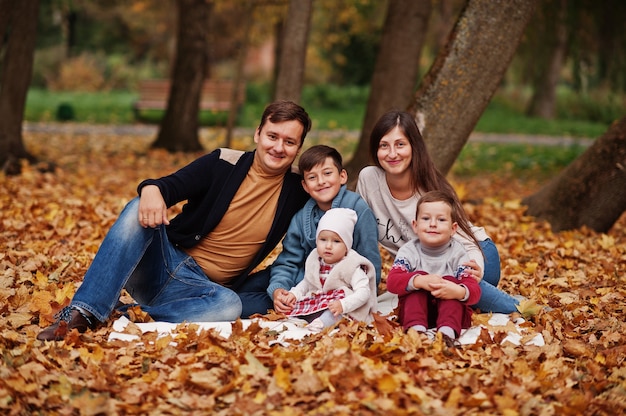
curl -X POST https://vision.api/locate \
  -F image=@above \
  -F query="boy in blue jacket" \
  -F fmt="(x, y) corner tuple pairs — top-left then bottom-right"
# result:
(268, 145), (381, 314)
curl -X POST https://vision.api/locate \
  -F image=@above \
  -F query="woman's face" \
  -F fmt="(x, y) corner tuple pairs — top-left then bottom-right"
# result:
(376, 126), (412, 176)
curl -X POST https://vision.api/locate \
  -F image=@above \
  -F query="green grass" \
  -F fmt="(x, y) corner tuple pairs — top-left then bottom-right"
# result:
(25, 86), (610, 139)
(24, 86), (596, 177)
(452, 141), (587, 177)
(25, 89), (137, 124)
(476, 101), (606, 138)
(135, 109), (233, 126)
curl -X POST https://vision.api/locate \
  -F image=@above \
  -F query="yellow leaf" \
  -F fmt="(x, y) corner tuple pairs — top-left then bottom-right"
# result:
(273, 364), (291, 392)
(523, 261), (538, 274)
(8, 312), (33, 329)
(597, 234), (614, 249)
(445, 386), (463, 408)
(515, 298), (544, 318)
(35, 270), (48, 287)
(155, 334), (173, 350)
(376, 373), (398, 394)
(188, 368), (224, 391)
(239, 351), (269, 377)
(29, 290), (54, 314)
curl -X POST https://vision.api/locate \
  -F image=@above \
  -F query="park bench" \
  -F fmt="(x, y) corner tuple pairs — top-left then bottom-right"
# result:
(133, 79), (245, 120)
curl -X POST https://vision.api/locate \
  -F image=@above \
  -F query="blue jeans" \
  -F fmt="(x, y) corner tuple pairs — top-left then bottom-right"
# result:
(472, 239), (520, 314)
(71, 197), (263, 323)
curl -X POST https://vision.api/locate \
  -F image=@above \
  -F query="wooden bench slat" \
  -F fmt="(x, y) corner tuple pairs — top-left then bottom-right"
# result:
(133, 79), (245, 115)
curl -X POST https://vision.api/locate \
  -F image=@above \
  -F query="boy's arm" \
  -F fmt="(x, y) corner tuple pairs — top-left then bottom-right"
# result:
(386, 256), (425, 295)
(352, 201), (383, 285)
(266, 210), (310, 298)
(457, 274), (481, 305)
(450, 248), (482, 305)
(288, 279), (309, 301)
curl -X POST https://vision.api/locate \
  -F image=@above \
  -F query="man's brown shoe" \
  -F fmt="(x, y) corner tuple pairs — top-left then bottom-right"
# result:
(37, 306), (99, 341)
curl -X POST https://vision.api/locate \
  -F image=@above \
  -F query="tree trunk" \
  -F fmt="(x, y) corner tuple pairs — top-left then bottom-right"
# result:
(273, 0), (313, 103)
(270, 19), (284, 101)
(595, 2), (626, 91)
(526, 0), (568, 119)
(345, 0), (431, 186)
(522, 116), (626, 233)
(225, 0), (253, 148)
(152, 0), (209, 152)
(0, 0), (40, 175)
(408, 0), (537, 175)
(0, 0), (12, 38)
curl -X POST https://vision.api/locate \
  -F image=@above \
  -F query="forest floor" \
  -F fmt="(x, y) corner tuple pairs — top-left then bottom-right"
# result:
(0, 126), (624, 415)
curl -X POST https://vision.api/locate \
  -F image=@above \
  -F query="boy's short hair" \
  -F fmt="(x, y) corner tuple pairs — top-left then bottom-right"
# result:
(416, 190), (457, 221)
(298, 145), (343, 174)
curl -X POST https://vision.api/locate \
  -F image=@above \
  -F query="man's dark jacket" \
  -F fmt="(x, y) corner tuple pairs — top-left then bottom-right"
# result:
(138, 148), (308, 290)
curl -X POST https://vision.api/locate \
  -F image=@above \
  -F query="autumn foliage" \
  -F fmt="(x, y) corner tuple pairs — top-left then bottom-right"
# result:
(1, 129), (625, 414)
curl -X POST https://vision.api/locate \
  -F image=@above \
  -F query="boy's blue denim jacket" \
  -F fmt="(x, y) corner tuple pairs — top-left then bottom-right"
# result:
(267, 185), (381, 298)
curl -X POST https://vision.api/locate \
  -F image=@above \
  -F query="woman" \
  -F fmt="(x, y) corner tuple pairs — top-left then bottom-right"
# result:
(356, 110), (520, 313)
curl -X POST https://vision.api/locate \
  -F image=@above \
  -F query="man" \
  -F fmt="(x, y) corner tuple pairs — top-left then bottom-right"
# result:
(38, 100), (311, 341)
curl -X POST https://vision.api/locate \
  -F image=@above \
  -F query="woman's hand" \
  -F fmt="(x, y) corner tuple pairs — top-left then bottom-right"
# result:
(462, 259), (483, 282)
(138, 185), (170, 228)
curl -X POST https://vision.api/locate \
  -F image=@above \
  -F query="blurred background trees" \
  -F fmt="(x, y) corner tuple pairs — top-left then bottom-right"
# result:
(0, 0), (40, 174)
(11, 0), (623, 130)
(2, 0), (626, 231)
(24, 0), (625, 94)
(1, 0), (623, 142)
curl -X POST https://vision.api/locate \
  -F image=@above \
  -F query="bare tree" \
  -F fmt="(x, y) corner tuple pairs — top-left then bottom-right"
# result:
(526, 0), (569, 119)
(0, 0), (40, 175)
(273, 0), (313, 103)
(346, 0), (431, 184)
(225, 0), (254, 148)
(523, 116), (626, 232)
(409, 0), (537, 175)
(151, 0), (209, 152)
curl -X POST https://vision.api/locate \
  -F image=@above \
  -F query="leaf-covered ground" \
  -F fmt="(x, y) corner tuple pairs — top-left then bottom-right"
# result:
(1, 129), (625, 415)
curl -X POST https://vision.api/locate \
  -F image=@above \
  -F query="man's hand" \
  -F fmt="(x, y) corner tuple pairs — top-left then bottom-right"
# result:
(272, 288), (295, 314)
(138, 185), (170, 228)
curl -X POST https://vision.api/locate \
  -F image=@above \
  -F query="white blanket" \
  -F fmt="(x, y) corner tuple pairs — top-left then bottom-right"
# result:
(108, 292), (544, 346)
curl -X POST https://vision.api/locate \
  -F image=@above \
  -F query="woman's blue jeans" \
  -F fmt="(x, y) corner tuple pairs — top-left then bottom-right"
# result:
(71, 198), (248, 323)
(473, 239), (520, 314)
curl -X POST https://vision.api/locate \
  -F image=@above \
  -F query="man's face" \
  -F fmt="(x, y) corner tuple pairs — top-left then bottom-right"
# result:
(253, 119), (303, 175)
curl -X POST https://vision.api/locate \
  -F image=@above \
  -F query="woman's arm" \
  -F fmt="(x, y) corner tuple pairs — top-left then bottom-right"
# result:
(452, 231), (485, 279)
